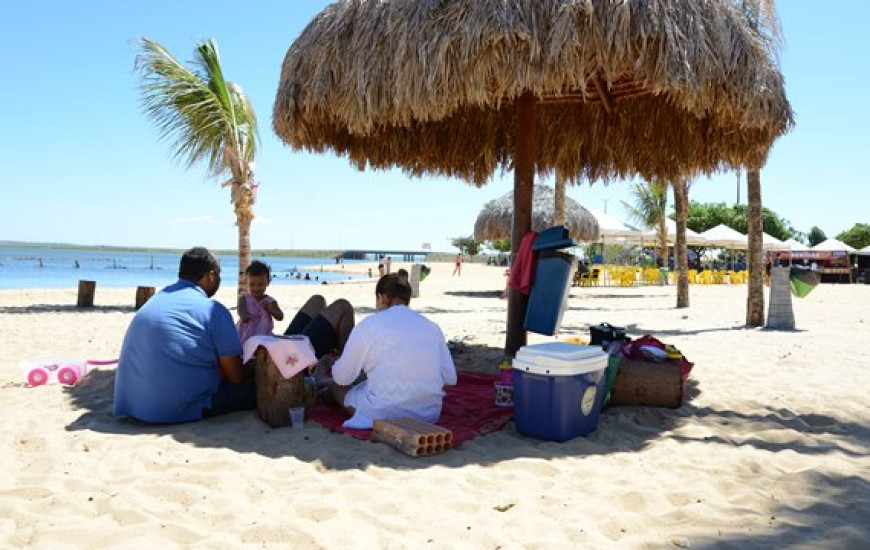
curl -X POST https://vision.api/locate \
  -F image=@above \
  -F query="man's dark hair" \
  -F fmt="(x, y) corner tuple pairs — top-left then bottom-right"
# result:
(246, 260), (271, 278)
(178, 247), (219, 282)
(375, 273), (412, 305)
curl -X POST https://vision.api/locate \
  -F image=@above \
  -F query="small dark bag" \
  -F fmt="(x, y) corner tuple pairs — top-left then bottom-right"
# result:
(589, 322), (627, 348)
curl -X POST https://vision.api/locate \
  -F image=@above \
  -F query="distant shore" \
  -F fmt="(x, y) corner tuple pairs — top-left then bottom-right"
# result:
(0, 241), (460, 261)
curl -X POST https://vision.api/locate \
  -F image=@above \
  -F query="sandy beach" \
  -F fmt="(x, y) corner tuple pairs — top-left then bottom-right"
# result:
(1, 262), (868, 549)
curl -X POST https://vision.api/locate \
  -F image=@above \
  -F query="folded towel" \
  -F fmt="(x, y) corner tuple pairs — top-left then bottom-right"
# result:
(242, 335), (318, 379)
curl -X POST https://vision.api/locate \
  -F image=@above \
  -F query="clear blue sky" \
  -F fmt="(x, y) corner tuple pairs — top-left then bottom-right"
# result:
(1, 2), (866, 252)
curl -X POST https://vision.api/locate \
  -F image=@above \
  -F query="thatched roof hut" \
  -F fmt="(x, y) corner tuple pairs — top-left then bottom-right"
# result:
(274, 0), (792, 184)
(474, 186), (599, 243)
(273, 0), (792, 355)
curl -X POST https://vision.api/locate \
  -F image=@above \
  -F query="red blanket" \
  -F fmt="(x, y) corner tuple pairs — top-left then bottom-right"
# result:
(307, 371), (514, 447)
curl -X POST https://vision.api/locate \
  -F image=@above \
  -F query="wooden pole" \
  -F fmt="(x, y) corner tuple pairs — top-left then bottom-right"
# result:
(505, 92), (536, 358)
(76, 280), (96, 308)
(135, 286), (156, 310)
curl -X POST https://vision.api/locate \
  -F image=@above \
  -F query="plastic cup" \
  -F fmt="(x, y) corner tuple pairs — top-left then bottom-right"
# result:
(288, 406), (305, 429)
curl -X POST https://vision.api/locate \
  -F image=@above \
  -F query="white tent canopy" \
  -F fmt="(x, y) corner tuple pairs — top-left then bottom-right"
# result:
(783, 238), (810, 251)
(699, 224), (748, 248)
(762, 232), (788, 250)
(857, 245), (870, 256)
(811, 238), (856, 253)
(589, 210), (642, 242)
(642, 219), (707, 246)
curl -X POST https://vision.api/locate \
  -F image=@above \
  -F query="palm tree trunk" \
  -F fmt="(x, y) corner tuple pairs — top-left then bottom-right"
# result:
(233, 179), (255, 297)
(554, 170), (567, 226)
(673, 179), (690, 307)
(658, 216), (668, 271)
(746, 169), (765, 326)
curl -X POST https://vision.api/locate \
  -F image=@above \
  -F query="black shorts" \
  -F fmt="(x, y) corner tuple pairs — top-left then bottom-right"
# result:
(284, 312), (339, 358)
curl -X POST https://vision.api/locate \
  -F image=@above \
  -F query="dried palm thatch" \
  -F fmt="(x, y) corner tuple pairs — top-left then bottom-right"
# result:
(474, 186), (599, 243)
(274, 0), (793, 185)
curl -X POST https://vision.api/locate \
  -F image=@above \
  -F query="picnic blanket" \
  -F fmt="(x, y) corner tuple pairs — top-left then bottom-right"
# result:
(307, 371), (514, 447)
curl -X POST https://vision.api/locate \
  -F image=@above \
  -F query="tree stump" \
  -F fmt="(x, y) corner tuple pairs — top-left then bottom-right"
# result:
(135, 286), (156, 310)
(254, 347), (305, 428)
(76, 280), (96, 308)
(609, 359), (684, 408)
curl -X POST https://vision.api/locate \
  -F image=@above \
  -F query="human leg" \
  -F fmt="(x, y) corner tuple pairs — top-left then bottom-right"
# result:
(202, 377), (256, 418)
(328, 381), (356, 416)
(318, 298), (355, 352)
(284, 294), (326, 335)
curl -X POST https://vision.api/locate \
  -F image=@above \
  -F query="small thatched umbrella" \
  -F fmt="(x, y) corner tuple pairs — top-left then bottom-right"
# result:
(474, 186), (599, 243)
(273, 0), (792, 356)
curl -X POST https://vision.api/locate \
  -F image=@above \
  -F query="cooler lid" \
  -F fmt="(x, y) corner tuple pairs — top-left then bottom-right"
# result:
(516, 342), (604, 363)
(512, 355), (606, 376)
(514, 343), (606, 375)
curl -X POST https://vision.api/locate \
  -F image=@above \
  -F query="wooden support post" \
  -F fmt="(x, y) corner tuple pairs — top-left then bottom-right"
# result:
(254, 347), (305, 428)
(505, 92), (537, 358)
(135, 286), (156, 310)
(77, 280), (96, 308)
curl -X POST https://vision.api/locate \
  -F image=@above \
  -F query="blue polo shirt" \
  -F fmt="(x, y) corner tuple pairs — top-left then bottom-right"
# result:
(113, 279), (242, 423)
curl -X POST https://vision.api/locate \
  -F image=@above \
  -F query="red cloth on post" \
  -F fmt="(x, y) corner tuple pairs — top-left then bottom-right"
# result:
(507, 231), (539, 295)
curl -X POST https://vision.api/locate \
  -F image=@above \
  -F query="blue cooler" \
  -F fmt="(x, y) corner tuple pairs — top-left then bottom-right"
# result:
(512, 342), (607, 442)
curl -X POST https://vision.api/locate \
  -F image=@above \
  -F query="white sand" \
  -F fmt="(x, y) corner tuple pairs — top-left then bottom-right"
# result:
(1, 262), (868, 549)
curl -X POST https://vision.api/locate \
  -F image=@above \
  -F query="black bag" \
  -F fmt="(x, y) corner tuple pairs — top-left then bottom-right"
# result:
(589, 323), (627, 348)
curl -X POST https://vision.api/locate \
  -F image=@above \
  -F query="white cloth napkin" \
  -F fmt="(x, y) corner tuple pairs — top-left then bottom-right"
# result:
(242, 335), (318, 379)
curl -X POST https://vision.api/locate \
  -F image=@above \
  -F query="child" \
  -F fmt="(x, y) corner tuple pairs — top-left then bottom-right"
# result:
(237, 260), (284, 343)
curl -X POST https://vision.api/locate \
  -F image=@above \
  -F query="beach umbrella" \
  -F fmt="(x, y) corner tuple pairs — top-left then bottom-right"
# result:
(474, 185), (599, 243)
(811, 238), (856, 253)
(273, 0), (792, 356)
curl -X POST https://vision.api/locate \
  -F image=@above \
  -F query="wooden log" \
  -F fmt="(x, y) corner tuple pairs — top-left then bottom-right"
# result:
(254, 347), (305, 428)
(77, 280), (96, 308)
(609, 358), (684, 408)
(372, 418), (453, 457)
(135, 286), (156, 310)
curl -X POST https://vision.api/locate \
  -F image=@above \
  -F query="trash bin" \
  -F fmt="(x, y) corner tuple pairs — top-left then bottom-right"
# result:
(524, 226), (577, 336)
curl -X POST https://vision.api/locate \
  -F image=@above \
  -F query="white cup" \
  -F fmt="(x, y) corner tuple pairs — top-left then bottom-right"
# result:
(288, 406), (305, 429)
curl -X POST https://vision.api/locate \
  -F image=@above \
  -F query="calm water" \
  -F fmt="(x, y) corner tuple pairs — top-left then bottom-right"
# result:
(0, 246), (369, 290)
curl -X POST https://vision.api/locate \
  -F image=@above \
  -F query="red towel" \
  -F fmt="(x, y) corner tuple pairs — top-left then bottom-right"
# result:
(507, 231), (538, 295)
(306, 371), (514, 447)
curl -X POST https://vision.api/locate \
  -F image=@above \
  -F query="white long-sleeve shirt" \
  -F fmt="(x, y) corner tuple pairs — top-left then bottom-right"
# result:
(332, 305), (457, 429)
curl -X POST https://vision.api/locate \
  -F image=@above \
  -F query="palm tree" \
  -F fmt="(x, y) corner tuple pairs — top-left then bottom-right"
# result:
(622, 180), (669, 269)
(740, 0), (782, 326)
(672, 179), (690, 308)
(135, 38), (259, 297)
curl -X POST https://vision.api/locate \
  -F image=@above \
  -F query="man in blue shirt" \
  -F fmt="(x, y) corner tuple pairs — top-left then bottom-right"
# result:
(113, 247), (253, 423)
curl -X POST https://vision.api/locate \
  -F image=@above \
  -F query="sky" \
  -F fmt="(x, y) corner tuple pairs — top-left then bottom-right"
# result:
(1, 1), (867, 253)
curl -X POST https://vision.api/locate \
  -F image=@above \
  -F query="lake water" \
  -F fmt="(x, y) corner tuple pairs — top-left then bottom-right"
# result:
(0, 246), (369, 290)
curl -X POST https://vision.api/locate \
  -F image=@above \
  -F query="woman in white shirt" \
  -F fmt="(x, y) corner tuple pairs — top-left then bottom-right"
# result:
(329, 273), (457, 429)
